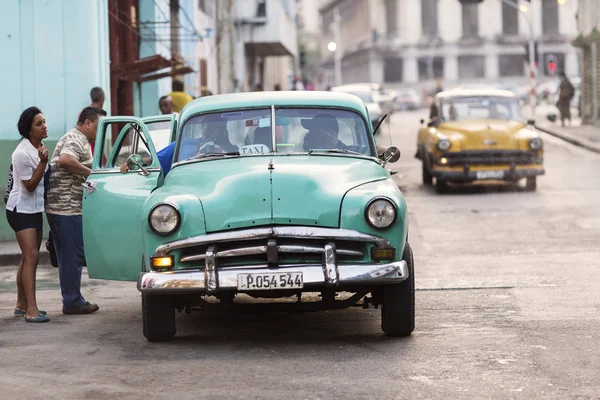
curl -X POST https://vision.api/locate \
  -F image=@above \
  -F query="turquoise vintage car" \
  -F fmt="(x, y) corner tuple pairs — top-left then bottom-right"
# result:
(82, 91), (414, 341)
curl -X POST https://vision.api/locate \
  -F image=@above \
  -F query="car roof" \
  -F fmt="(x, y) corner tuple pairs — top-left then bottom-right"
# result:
(436, 88), (518, 99)
(179, 91), (369, 120)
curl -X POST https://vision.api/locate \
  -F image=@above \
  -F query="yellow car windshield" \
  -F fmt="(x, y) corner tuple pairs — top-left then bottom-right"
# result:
(440, 97), (523, 122)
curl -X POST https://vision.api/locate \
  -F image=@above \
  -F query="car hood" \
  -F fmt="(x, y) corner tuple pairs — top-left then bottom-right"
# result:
(166, 155), (385, 233)
(437, 120), (527, 150)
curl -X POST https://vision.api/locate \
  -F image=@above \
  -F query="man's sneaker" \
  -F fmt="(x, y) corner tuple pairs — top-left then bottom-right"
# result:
(62, 302), (100, 315)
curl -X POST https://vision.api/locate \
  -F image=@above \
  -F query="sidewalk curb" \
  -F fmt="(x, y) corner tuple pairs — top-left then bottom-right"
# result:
(0, 251), (49, 267)
(535, 124), (600, 155)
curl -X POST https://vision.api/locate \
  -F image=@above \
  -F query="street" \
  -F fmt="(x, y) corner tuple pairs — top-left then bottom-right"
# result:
(1, 109), (599, 399)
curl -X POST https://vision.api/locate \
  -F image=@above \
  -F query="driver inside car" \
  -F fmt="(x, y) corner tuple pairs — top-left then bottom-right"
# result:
(488, 102), (508, 120)
(195, 122), (238, 155)
(302, 113), (348, 151)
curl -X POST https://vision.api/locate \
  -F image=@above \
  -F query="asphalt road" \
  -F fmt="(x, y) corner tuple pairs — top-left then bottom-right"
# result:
(1, 110), (599, 399)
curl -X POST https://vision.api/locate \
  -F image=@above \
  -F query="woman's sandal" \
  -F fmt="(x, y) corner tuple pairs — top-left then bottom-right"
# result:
(14, 308), (47, 317)
(24, 313), (50, 323)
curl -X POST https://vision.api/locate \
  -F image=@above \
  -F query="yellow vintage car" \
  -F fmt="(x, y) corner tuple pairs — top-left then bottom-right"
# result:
(416, 89), (544, 193)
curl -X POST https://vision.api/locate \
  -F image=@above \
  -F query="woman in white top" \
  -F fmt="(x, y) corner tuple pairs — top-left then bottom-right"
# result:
(5, 106), (50, 322)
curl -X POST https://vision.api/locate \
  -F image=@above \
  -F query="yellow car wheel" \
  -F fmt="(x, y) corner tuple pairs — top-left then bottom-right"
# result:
(435, 179), (449, 194)
(422, 162), (433, 185)
(525, 176), (537, 191)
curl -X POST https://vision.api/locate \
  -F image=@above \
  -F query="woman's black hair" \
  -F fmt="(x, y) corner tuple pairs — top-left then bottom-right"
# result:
(17, 106), (42, 139)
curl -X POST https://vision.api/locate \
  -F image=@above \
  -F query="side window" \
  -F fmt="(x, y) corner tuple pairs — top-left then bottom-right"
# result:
(99, 122), (153, 169)
(145, 120), (172, 152)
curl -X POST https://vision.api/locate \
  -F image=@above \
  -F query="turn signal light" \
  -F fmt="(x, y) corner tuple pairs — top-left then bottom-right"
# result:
(151, 256), (174, 270)
(371, 247), (396, 261)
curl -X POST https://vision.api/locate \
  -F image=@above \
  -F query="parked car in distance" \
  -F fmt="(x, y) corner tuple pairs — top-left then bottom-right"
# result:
(82, 91), (414, 341)
(416, 88), (545, 193)
(393, 88), (421, 111)
(331, 84), (385, 126)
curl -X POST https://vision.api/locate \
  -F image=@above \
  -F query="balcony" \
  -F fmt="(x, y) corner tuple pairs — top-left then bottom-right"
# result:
(235, 0), (298, 58)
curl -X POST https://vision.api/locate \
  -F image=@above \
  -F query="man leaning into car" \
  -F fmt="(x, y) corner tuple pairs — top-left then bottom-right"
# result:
(46, 107), (104, 315)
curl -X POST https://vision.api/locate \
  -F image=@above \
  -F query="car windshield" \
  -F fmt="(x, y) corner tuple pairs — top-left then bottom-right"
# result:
(175, 107), (374, 162)
(440, 96), (523, 122)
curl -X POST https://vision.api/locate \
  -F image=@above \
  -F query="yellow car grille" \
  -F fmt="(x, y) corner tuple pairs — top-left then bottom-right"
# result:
(440, 150), (541, 166)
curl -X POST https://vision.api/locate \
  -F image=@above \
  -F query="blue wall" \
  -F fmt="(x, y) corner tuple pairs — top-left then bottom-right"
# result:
(0, 0), (110, 141)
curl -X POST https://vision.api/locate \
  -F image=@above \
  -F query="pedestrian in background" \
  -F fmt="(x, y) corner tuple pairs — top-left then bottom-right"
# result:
(45, 107), (105, 315)
(89, 87), (105, 109)
(556, 72), (575, 127)
(169, 80), (194, 112)
(159, 95), (174, 115)
(6, 107), (50, 322)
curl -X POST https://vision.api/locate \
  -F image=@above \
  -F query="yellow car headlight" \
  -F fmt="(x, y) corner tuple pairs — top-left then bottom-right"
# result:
(529, 138), (543, 150)
(437, 139), (451, 151)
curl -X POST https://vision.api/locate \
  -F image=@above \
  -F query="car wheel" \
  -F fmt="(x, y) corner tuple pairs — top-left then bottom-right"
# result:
(422, 161), (433, 185)
(525, 176), (537, 191)
(142, 294), (176, 342)
(381, 242), (415, 337)
(435, 179), (449, 193)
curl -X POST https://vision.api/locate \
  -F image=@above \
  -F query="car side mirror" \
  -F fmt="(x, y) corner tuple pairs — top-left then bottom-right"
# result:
(382, 145), (401, 167)
(126, 154), (150, 176)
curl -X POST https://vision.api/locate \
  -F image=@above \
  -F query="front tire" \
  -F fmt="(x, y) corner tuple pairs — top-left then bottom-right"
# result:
(422, 161), (433, 185)
(142, 294), (176, 342)
(525, 176), (537, 191)
(381, 242), (415, 337)
(435, 178), (449, 193)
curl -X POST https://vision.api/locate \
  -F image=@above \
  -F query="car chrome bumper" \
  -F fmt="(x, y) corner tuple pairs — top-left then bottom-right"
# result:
(138, 261), (408, 294)
(432, 167), (545, 181)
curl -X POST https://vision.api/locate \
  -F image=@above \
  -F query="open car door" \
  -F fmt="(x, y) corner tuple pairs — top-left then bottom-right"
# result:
(141, 113), (177, 152)
(82, 116), (173, 281)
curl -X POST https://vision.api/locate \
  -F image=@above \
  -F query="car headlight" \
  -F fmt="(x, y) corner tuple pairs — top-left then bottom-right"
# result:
(149, 204), (180, 235)
(365, 198), (397, 229)
(529, 137), (543, 150)
(437, 139), (451, 151)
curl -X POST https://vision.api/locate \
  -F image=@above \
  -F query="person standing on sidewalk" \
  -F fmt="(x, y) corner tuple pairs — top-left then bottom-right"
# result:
(45, 107), (105, 315)
(5, 107), (50, 322)
(556, 72), (575, 127)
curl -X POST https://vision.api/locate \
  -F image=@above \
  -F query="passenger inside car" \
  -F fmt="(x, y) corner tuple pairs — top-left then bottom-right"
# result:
(448, 105), (458, 121)
(302, 113), (348, 151)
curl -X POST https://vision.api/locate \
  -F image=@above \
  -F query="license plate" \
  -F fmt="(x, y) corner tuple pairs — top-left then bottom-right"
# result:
(237, 272), (303, 290)
(476, 170), (504, 180)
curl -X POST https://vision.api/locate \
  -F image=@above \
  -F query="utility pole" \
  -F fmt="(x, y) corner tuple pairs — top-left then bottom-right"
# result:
(502, 0), (536, 117)
(332, 7), (342, 86)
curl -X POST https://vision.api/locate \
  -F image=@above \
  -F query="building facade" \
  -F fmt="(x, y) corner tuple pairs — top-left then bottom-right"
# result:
(573, 0), (600, 123)
(296, 0), (323, 87)
(319, 0), (580, 91)
(211, 0), (299, 93)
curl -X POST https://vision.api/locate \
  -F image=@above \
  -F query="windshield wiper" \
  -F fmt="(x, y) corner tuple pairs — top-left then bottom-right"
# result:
(192, 151), (240, 160)
(308, 148), (365, 156)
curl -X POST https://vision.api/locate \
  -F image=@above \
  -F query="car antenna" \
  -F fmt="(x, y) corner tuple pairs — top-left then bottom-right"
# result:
(386, 114), (393, 147)
(372, 113), (388, 136)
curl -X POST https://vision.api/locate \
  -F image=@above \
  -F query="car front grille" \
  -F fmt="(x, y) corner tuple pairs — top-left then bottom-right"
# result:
(177, 237), (367, 270)
(153, 226), (393, 271)
(440, 150), (541, 166)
